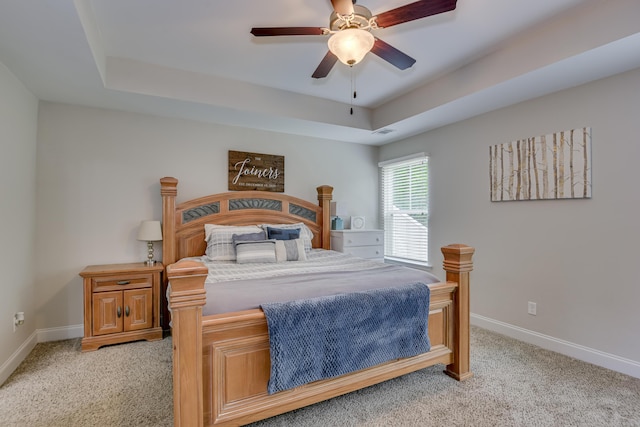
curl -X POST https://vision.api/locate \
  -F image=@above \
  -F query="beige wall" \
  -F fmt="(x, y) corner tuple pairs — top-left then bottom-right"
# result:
(4, 62), (640, 381)
(34, 103), (380, 330)
(380, 67), (640, 373)
(0, 61), (38, 382)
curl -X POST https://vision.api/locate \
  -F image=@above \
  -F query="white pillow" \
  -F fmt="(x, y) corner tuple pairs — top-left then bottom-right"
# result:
(261, 223), (313, 253)
(204, 224), (264, 261)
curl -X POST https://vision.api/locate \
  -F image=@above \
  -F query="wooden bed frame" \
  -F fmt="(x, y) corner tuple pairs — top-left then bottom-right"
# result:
(160, 177), (474, 427)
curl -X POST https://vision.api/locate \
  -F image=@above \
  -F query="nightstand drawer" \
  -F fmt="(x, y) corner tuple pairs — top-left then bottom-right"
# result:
(91, 273), (152, 292)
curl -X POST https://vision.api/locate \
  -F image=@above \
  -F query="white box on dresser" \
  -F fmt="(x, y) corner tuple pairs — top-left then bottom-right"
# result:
(330, 229), (384, 261)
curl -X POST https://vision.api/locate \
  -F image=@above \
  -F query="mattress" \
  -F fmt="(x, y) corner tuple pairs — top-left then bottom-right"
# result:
(179, 249), (440, 316)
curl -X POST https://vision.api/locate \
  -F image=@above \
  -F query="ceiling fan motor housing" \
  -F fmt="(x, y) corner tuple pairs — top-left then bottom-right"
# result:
(329, 5), (375, 31)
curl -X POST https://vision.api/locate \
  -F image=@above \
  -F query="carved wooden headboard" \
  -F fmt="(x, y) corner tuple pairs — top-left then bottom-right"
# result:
(159, 177), (333, 267)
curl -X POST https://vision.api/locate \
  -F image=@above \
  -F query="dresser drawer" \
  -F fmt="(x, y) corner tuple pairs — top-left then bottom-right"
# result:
(91, 273), (153, 292)
(331, 230), (384, 260)
(341, 231), (383, 247)
(341, 245), (384, 260)
(331, 230), (383, 249)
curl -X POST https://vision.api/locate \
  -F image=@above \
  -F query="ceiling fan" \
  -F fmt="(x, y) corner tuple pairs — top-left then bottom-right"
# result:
(250, 0), (457, 79)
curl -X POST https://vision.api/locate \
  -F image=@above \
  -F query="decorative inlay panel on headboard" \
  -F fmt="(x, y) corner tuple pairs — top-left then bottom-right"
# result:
(289, 203), (317, 222)
(229, 198), (282, 212)
(182, 202), (220, 223)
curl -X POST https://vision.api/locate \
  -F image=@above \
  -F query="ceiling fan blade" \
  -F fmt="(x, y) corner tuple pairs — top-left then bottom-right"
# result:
(375, 0), (457, 28)
(312, 51), (339, 79)
(251, 27), (325, 37)
(330, 0), (355, 16)
(370, 38), (416, 70)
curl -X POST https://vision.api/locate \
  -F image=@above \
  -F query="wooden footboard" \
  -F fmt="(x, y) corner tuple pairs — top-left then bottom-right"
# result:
(167, 244), (474, 427)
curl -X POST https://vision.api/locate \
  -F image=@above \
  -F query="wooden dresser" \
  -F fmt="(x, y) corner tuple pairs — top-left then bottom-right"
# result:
(330, 229), (384, 261)
(79, 262), (163, 351)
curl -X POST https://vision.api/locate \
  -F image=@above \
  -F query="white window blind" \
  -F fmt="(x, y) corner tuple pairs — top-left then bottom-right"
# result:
(379, 154), (429, 265)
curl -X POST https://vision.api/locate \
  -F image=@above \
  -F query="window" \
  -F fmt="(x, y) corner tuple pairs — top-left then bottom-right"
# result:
(379, 153), (429, 265)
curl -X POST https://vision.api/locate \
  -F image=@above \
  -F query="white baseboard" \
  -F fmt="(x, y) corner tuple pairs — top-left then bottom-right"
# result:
(0, 330), (37, 386)
(36, 324), (83, 342)
(471, 313), (640, 379)
(1, 324), (83, 386)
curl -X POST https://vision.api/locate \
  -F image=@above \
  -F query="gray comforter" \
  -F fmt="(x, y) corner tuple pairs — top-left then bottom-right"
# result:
(201, 255), (440, 315)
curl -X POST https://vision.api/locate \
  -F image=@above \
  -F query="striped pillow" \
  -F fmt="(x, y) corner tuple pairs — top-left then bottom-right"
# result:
(235, 240), (277, 264)
(275, 239), (307, 262)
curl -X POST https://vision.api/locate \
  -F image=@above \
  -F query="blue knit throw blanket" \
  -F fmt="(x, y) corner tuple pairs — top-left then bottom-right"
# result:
(261, 282), (431, 394)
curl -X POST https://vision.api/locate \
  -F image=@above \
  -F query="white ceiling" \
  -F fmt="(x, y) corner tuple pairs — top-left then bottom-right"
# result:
(1, 0), (639, 145)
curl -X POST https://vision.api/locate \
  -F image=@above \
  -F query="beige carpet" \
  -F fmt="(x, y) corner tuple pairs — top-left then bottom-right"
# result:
(1, 326), (639, 426)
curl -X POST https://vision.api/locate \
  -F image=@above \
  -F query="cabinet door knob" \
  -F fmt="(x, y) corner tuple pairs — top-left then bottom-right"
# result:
(117, 280), (130, 285)
(125, 306), (130, 317)
(117, 306), (122, 318)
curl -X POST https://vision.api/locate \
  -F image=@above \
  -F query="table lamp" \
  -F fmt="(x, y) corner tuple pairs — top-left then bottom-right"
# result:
(137, 220), (162, 266)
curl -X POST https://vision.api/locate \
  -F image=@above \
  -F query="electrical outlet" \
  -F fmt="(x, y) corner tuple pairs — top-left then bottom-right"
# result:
(528, 302), (537, 316)
(13, 312), (25, 332)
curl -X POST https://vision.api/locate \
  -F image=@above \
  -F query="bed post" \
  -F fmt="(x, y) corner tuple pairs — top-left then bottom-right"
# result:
(167, 261), (208, 427)
(441, 244), (475, 381)
(160, 177), (178, 331)
(316, 185), (333, 250)
(160, 177), (178, 265)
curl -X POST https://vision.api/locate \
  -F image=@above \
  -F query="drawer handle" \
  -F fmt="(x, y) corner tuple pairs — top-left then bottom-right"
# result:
(347, 240), (352, 244)
(117, 306), (122, 318)
(376, 238), (380, 242)
(125, 306), (130, 317)
(117, 280), (130, 285)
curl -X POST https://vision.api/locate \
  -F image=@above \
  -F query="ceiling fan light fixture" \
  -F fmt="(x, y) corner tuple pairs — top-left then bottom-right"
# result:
(327, 28), (375, 66)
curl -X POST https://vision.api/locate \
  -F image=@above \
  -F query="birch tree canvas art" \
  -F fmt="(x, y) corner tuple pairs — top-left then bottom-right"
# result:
(489, 127), (591, 201)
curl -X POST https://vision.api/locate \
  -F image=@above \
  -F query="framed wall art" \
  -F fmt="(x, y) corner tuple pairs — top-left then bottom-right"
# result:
(489, 127), (591, 201)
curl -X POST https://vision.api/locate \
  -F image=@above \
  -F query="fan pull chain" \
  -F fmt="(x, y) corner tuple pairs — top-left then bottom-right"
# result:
(350, 67), (357, 115)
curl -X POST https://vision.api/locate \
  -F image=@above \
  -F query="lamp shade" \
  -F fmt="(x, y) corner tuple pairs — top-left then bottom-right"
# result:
(327, 28), (375, 66)
(137, 220), (162, 241)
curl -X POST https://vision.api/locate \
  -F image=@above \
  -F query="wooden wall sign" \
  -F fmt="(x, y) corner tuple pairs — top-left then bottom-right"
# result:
(228, 150), (284, 192)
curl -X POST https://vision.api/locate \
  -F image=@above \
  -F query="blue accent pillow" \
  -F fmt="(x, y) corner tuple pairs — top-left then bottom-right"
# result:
(267, 227), (300, 241)
(232, 231), (267, 246)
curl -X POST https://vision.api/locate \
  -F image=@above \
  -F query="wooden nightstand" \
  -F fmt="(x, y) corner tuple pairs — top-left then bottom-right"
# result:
(79, 262), (164, 351)
(330, 229), (384, 261)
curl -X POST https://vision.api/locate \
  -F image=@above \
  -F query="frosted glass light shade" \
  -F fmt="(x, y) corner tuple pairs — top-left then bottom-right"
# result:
(137, 220), (163, 241)
(328, 28), (375, 66)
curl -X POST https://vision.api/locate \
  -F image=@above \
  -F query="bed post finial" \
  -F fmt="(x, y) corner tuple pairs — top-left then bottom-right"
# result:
(441, 243), (475, 381)
(317, 185), (333, 250)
